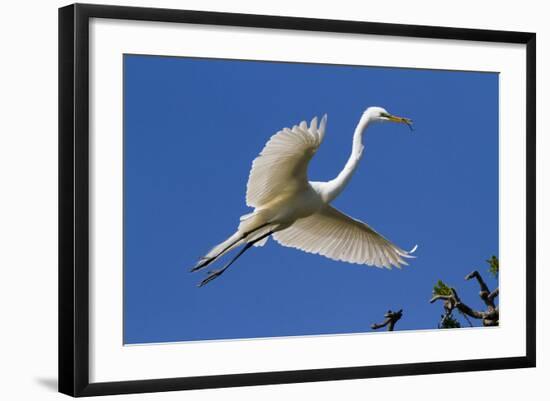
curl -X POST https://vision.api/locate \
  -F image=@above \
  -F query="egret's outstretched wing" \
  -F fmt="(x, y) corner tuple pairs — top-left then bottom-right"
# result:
(246, 115), (327, 208)
(273, 205), (415, 268)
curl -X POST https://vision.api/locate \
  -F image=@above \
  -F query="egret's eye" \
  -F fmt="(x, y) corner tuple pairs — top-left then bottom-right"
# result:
(379, 112), (390, 118)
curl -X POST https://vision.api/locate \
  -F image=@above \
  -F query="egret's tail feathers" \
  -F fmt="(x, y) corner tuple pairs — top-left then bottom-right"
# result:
(197, 229), (275, 287)
(190, 256), (214, 272)
(190, 223), (277, 272)
(240, 211), (271, 246)
(190, 231), (243, 272)
(204, 231), (243, 260)
(253, 235), (269, 247)
(409, 244), (418, 254)
(239, 212), (255, 222)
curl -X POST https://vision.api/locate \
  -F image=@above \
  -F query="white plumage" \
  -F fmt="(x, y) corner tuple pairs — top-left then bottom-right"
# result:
(274, 205), (415, 268)
(246, 116), (326, 208)
(192, 107), (416, 286)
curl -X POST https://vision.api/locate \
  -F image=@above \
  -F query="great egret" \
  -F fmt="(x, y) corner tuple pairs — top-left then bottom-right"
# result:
(191, 107), (416, 286)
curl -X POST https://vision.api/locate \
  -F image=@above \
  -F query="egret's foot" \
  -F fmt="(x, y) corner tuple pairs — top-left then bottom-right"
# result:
(198, 268), (226, 287)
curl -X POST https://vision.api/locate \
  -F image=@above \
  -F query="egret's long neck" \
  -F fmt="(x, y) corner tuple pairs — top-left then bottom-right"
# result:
(323, 115), (370, 202)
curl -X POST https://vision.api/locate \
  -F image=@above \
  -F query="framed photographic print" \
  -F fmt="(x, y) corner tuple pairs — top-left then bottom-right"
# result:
(58, 3), (536, 397)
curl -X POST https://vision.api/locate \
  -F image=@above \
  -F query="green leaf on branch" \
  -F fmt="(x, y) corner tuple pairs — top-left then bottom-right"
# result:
(433, 280), (452, 296)
(486, 255), (499, 278)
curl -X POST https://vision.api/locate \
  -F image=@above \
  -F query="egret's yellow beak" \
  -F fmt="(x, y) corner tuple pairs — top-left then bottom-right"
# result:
(388, 114), (414, 130)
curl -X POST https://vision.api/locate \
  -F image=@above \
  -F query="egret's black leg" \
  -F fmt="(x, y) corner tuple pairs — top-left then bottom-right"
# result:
(198, 231), (273, 287)
(190, 222), (272, 272)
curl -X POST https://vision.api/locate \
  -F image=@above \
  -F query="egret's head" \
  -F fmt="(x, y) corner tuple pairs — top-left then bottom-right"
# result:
(364, 106), (413, 130)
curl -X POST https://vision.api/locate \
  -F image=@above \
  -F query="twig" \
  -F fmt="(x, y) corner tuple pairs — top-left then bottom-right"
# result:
(371, 309), (403, 331)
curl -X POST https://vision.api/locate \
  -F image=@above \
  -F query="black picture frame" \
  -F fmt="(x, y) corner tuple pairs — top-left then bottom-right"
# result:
(59, 3), (536, 397)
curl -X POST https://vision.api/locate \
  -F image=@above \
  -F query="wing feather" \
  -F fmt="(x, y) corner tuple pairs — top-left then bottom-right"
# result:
(246, 115), (327, 207)
(273, 204), (415, 269)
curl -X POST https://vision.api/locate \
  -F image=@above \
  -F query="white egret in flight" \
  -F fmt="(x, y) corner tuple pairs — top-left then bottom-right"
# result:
(191, 107), (416, 286)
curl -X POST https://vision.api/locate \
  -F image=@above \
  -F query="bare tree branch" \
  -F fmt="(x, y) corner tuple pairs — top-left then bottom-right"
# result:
(431, 270), (499, 327)
(465, 270), (497, 310)
(465, 270), (490, 293)
(488, 288), (499, 302)
(430, 295), (451, 304)
(371, 309), (403, 331)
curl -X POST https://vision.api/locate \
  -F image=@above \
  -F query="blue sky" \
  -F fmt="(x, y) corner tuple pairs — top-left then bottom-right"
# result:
(123, 54), (498, 344)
